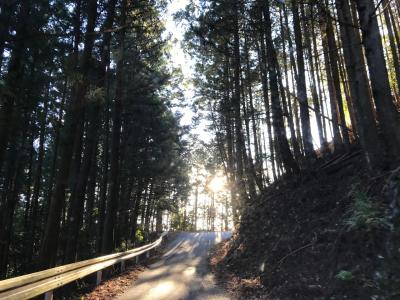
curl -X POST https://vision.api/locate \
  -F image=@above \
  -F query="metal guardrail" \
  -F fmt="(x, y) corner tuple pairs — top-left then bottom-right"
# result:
(0, 232), (168, 300)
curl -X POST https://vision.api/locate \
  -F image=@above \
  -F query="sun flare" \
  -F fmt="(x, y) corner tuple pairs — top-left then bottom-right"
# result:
(208, 176), (226, 193)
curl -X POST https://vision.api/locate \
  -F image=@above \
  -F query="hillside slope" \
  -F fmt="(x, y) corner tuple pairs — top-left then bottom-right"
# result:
(212, 153), (400, 299)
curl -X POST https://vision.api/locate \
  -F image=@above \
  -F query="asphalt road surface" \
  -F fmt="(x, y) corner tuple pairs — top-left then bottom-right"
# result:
(115, 231), (232, 300)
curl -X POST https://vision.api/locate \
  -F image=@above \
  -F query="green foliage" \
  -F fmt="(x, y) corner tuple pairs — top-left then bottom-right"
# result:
(135, 229), (144, 243)
(86, 87), (105, 104)
(115, 241), (128, 252)
(335, 270), (354, 281)
(0, 0), (192, 279)
(170, 212), (194, 231)
(344, 192), (390, 232)
(170, 213), (182, 230)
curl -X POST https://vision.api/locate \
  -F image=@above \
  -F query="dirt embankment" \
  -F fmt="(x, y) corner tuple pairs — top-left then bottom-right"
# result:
(211, 152), (400, 299)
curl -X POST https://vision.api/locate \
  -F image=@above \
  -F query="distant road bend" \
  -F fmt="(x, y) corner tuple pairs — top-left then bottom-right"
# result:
(116, 231), (232, 300)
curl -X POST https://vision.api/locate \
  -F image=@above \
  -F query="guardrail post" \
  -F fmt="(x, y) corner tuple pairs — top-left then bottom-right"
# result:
(136, 256), (139, 264)
(120, 261), (125, 272)
(44, 290), (53, 300)
(96, 270), (102, 285)
(146, 250), (150, 259)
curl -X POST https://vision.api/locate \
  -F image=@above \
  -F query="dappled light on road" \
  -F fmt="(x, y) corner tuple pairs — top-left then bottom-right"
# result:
(146, 281), (181, 300)
(116, 232), (231, 300)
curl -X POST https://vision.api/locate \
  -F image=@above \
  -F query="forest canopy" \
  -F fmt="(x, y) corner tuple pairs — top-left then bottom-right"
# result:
(177, 0), (400, 220)
(1, 0), (400, 292)
(0, 0), (190, 278)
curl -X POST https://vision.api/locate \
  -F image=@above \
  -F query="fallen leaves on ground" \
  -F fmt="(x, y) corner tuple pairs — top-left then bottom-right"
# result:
(209, 240), (267, 299)
(81, 265), (147, 300)
(77, 246), (167, 299)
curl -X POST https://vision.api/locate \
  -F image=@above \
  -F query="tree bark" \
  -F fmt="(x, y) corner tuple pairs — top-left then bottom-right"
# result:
(257, 35), (278, 180)
(291, 0), (314, 157)
(0, 0), (30, 175)
(335, 0), (382, 168)
(102, 0), (128, 254)
(355, 0), (400, 160)
(325, 12), (350, 148)
(38, 0), (98, 269)
(232, 0), (248, 201)
(262, 0), (299, 175)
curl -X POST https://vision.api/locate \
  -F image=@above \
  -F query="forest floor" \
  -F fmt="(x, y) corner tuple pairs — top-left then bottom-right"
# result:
(77, 264), (148, 300)
(210, 149), (400, 299)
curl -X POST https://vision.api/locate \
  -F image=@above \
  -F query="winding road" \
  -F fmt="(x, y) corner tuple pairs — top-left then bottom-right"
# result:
(115, 231), (232, 300)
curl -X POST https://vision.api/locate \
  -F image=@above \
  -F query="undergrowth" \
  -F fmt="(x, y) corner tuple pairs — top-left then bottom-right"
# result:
(344, 191), (391, 232)
(213, 156), (400, 299)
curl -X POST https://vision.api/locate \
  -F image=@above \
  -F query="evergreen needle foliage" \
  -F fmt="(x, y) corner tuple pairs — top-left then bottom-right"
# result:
(344, 192), (391, 232)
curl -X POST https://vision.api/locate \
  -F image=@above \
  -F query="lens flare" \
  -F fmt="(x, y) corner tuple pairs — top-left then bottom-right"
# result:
(209, 176), (225, 193)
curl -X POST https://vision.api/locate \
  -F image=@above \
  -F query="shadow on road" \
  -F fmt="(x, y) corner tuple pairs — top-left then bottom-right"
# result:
(116, 231), (231, 300)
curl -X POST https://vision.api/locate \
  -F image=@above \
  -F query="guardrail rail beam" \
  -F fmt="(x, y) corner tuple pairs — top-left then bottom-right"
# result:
(0, 232), (168, 300)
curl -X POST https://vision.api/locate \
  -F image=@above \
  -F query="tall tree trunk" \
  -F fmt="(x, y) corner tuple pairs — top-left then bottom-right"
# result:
(0, 0), (30, 175)
(232, 0), (248, 202)
(38, 0), (98, 269)
(64, 107), (101, 262)
(194, 181), (199, 231)
(244, 36), (263, 189)
(280, 6), (302, 160)
(284, 5), (304, 154)
(382, 0), (400, 92)
(325, 7), (350, 148)
(222, 58), (239, 223)
(355, 0), (400, 160)
(335, 0), (382, 168)
(102, 0), (128, 254)
(320, 19), (343, 149)
(65, 0), (117, 263)
(44, 79), (67, 222)
(257, 35), (278, 180)
(311, 22), (328, 144)
(301, 5), (325, 149)
(240, 78), (257, 195)
(262, 0), (299, 175)
(291, 0), (314, 157)
(0, 116), (30, 278)
(26, 96), (48, 266)
(82, 143), (98, 258)
(130, 178), (145, 244)
(0, 1), (15, 67)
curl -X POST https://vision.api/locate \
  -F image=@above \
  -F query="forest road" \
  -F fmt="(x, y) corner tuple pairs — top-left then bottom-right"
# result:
(115, 231), (232, 300)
